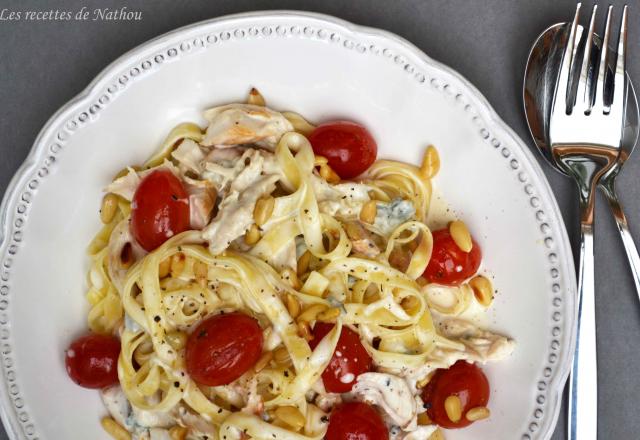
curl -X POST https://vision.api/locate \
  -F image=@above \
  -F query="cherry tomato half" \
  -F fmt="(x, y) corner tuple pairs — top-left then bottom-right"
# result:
(423, 228), (482, 285)
(131, 169), (190, 252)
(185, 312), (263, 386)
(65, 334), (121, 389)
(308, 121), (377, 179)
(326, 401), (388, 440)
(310, 322), (372, 393)
(421, 360), (490, 429)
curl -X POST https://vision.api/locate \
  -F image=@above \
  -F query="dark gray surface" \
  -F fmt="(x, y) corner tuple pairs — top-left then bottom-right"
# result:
(1, 0), (639, 438)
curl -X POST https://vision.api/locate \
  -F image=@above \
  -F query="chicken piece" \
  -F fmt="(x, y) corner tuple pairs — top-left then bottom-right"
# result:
(171, 138), (206, 174)
(352, 373), (417, 430)
(184, 178), (217, 230)
(201, 104), (293, 149)
(105, 168), (141, 201)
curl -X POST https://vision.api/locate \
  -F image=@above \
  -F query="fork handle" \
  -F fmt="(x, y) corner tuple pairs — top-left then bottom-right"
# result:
(600, 180), (640, 296)
(568, 183), (598, 440)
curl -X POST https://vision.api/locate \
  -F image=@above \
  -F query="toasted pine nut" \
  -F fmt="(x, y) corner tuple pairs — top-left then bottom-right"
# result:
(194, 261), (208, 282)
(273, 346), (292, 367)
(449, 220), (473, 252)
(416, 276), (428, 287)
(319, 164), (340, 184)
(314, 155), (328, 166)
(254, 351), (274, 373)
(245, 224), (261, 245)
(389, 247), (411, 272)
(170, 253), (186, 277)
(416, 375), (430, 389)
(465, 406), (490, 421)
(401, 296), (420, 314)
(298, 304), (327, 323)
(274, 406), (306, 431)
(428, 428), (445, 440)
(359, 200), (378, 224)
(297, 251), (311, 276)
(444, 395), (462, 423)
(169, 426), (188, 440)
(100, 193), (119, 224)
(281, 269), (301, 290)
(166, 331), (188, 351)
(417, 412), (432, 425)
(297, 320), (313, 341)
(420, 145), (440, 179)
(254, 196), (275, 227)
(247, 87), (266, 106)
(316, 307), (340, 322)
(469, 275), (493, 307)
(101, 417), (131, 440)
(158, 257), (171, 278)
(285, 293), (301, 319)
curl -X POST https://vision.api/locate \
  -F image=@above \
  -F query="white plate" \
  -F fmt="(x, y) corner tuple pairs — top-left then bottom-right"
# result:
(0, 11), (576, 440)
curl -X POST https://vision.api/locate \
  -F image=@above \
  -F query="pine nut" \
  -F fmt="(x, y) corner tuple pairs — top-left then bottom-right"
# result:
(319, 164), (340, 184)
(469, 275), (493, 307)
(316, 307), (340, 322)
(273, 346), (292, 367)
(100, 193), (119, 224)
(101, 417), (131, 440)
(274, 406), (306, 431)
(166, 331), (187, 351)
(169, 426), (188, 440)
(416, 276), (428, 287)
(297, 251), (311, 276)
(416, 375), (431, 389)
(420, 145), (440, 179)
(444, 395), (462, 423)
(465, 406), (490, 421)
(417, 412), (432, 425)
(170, 253), (186, 277)
(449, 220), (473, 252)
(281, 269), (301, 290)
(245, 224), (261, 245)
(297, 320), (313, 341)
(401, 296), (420, 314)
(285, 293), (301, 319)
(254, 351), (273, 373)
(428, 429), (445, 440)
(389, 247), (411, 272)
(298, 304), (327, 322)
(193, 261), (208, 282)
(359, 200), (378, 224)
(247, 87), (266, 106)
(158, 257), (171, 278)
(254, 196), (275, 227)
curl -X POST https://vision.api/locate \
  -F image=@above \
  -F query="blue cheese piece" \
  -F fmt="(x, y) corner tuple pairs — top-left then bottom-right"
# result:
(373, 199), (416, 236)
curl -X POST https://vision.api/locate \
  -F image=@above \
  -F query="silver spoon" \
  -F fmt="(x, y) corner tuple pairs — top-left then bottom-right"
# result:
(524, 22), (640, 297)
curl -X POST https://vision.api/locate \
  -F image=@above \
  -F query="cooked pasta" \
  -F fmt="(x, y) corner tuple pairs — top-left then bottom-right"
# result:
(66, 89), (515, 440)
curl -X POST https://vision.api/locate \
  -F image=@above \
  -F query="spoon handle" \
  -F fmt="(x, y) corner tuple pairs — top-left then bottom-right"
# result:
(568, 182), (598, 440)
(600, 180), (640, 296)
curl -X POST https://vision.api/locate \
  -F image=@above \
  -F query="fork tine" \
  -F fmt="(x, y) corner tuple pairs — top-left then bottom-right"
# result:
(594, 5), (614, 112)
(554, 3), (582, 115)
(610, 5), (628, 118)
(576, 5), (598, 112)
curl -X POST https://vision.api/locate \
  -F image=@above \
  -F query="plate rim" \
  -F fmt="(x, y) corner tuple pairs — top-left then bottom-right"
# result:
(0, 10), (577, 440)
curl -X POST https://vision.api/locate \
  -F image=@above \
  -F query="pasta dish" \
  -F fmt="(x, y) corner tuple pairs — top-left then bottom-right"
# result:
(64, 89), (514, 440)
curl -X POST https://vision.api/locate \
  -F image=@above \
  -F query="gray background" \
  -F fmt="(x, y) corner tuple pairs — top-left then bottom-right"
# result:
(0, 0), (638, 438)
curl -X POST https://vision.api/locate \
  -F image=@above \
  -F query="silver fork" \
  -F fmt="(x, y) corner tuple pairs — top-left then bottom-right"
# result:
(548, 3), (628, 439)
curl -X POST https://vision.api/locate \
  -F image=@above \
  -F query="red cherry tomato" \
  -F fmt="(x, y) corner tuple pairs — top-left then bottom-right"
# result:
(131, 169), (190, 252)
(423, 228), (482, 285)
(185, 313), (263, 386)
(310, 322), (372, 393)
(308, 121), (377, 179)
(326, 401), (388, 440)
(65, 334), (121, 389)
(421, 360), (490, 429)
